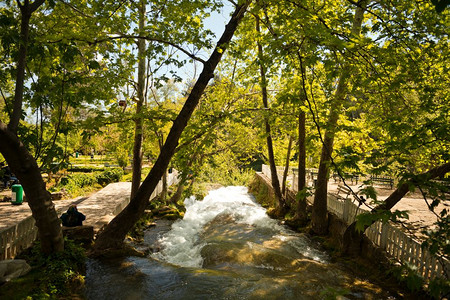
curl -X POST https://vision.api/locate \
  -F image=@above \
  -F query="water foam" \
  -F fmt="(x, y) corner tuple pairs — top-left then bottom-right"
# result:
(151, 186), (326, 268)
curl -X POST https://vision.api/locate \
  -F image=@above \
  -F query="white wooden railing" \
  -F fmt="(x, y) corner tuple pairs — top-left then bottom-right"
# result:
(261, 164), (449, 280)
(0, 171), (179, 260)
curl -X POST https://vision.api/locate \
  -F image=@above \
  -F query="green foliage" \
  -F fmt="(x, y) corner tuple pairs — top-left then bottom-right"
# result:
(60, 173), (97, 189)
(427, 277), (450, 299)
(389, 263), (424, 293)
(56, 168), (123, 195)
(358, 184), (377, 202)
(115, 146), (129, 169)
(96, 168), (123, 186)
(355, 210), (409, 233)
(7, 238), (86, 299)
(296, 187), (313, 202)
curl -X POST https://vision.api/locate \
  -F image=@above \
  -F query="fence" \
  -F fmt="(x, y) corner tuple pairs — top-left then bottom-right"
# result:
(0, 171), (179, 260)
(261, 164), (449, 280)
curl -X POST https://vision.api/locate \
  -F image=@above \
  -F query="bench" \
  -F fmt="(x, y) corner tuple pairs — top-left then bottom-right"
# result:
(370, 176), (394, 189)
(336, 184), (353, 200)
(333, 173), (359, 184)
(335, 185), (365, 204)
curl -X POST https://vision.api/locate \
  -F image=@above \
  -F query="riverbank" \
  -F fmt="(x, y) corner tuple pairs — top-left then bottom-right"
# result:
(248, 175), (431, 299)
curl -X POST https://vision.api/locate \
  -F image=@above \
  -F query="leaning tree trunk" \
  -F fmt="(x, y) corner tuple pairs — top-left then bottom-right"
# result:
(343, 162), (450, 255)
(256, 17), (286, 215)
(0, 123), (64, 254)
(311, 0), (369, 235)
(93, 2), (251, 251)
(130, 0), (146, 200)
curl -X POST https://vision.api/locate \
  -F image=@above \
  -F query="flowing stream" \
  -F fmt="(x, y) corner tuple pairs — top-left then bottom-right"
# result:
(85, 186), (395, 299)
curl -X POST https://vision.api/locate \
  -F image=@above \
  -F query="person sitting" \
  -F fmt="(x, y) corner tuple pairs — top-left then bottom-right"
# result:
(60, 205), (86, 227)
(1, 164), (18, 189)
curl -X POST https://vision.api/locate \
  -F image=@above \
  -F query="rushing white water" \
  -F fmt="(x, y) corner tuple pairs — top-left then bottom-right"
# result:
(86, 186), (396, 299)
(151, 186), (327, 268)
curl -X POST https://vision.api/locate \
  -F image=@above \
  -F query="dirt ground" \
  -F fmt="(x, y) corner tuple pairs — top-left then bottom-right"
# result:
(327, 181), (449, 238)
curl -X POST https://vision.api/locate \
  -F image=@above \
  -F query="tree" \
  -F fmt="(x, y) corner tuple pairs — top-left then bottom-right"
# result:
(0, 0), (65, 254)
(255, 15), (286, 215)
(130, 0), (147, 200)
(93, 1), (252, 251)
(311, 0), (369, 235)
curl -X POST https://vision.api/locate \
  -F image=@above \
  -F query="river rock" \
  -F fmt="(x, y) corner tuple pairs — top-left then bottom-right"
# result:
(0, 259), (31, 283)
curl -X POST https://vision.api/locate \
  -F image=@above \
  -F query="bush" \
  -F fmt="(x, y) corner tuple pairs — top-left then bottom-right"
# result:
(64, 173), (97, 188)
(96, 168), (123, 186)
(1, 239), (86, 299)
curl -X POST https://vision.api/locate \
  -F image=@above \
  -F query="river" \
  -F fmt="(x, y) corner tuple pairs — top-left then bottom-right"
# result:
(85, 186), (396, 299)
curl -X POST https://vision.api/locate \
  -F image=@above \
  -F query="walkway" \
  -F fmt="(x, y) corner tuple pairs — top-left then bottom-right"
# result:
(1, 170), (178, 260)
(0, 174), (182, 260)
(0, 182), (132, 233)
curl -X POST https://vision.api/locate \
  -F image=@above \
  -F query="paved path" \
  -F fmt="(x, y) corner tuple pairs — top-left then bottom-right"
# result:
(0, 182), (132, 233)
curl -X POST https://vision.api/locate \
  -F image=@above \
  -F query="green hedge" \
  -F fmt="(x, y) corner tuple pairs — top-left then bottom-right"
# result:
(57, 168), (124, 196)
(96, 168), (123, 187)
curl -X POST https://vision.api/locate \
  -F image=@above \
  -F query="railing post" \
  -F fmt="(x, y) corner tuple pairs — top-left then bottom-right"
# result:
(292, 169), (298, 192)
(343, 197), (351, 223)
(380, 222), (388, 249)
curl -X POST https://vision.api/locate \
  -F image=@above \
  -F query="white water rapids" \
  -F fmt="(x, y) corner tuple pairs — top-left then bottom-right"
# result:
(85, 186), (397, 299)
(151, 186), (326, 267)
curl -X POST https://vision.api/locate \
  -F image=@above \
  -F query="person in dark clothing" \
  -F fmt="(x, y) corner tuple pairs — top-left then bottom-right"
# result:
(60, 205), (86, 227)
(1, 164), (18, 188)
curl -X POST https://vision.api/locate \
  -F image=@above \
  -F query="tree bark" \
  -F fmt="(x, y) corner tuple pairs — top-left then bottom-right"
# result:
(0, 122), (64, 254)
(281, 136), (293, 197)
(343, 162), (450, 255)
(256, 17), (286, 214)
(130, 0), (146, 200)
(295, 110), (308, 222)
(311, 0), (369, 235)
(0, 0), (64, 255)
(8, 0), (45, 134)
(93, 2), (251, 251)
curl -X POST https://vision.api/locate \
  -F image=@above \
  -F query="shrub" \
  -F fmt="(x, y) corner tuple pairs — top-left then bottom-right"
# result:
(2, 239), (87, 299)
(96, 168), (123, 186)
(64, 173), (97, 188)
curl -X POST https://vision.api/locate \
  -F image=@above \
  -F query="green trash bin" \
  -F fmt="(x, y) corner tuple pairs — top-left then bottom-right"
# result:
(75, 152), (79, 158)
(11, 184), (23, 205)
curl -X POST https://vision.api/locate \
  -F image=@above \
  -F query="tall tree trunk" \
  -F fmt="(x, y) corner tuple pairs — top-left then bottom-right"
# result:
(256, 17), (286, 214)
(281, 135), (293, 197)
(93, 2), (251, 251)
(0, 122), (64, 254)
(130, 0), (146, 200)
(343, 162), (450, 255)
(311, 0), (369, 235)
(295, 110), (308, 222)
(8, 0), (44, 133)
